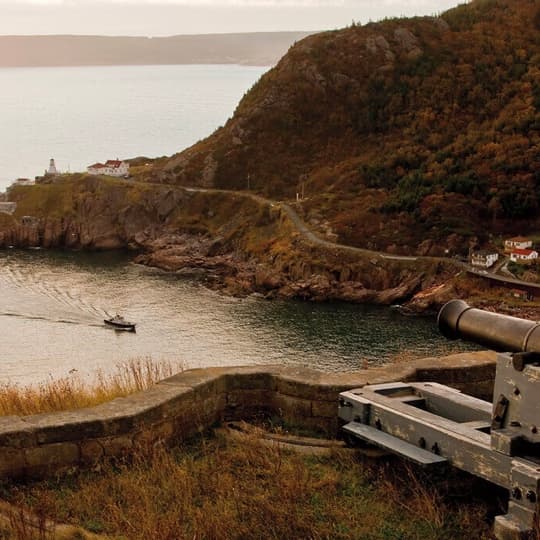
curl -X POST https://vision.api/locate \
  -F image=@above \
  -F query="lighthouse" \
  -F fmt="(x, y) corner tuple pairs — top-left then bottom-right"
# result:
(47, 158), (57, 176)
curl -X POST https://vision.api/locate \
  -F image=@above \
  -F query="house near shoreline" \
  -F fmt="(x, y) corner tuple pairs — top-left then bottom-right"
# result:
(471, 250), (499, 268)
(510, 248), (538, 263)
(504, 236), (532, 252)
(87, 159), (129, 178)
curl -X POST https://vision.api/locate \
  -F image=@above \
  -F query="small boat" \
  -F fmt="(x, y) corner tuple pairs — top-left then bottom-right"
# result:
(104, 314), (136, 332)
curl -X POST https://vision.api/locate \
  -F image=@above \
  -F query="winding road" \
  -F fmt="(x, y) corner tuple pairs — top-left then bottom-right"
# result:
(180, 184), (539, 291)
(183, 186), (419, 262)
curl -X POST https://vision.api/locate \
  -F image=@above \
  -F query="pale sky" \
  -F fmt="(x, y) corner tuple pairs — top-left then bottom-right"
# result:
(0, 0), (463, 35)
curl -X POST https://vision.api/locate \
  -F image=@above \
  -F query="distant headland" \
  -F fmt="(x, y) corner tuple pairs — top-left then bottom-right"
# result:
(0, 32), (314, 67)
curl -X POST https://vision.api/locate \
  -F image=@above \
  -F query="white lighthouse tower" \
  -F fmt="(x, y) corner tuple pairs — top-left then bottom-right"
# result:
(47, 158), (57, 176)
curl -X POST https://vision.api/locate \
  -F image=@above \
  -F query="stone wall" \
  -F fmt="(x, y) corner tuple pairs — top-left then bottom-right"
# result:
(0, 351), (496, 480)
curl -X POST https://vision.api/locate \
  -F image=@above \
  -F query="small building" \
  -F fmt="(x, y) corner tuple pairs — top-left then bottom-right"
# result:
(87, 159), (129, 178)
(471, 250), (499, 268)
(505, 236), (532, 253)
(510, 248), (539, 263)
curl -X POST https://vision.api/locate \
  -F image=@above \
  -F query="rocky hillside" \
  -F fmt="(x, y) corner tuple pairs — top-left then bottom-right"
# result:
(143, 0), (540, 256)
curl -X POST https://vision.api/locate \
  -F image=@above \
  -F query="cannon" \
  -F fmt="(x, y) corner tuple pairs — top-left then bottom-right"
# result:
(338, 300), (540, 540)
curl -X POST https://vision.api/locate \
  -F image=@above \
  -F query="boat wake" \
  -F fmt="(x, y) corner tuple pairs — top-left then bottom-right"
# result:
(0, 311), (104, 328)
(0, 258), (109, 325)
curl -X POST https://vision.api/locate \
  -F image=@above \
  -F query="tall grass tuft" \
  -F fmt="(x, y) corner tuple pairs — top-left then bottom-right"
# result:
(0, 358), (182, 417)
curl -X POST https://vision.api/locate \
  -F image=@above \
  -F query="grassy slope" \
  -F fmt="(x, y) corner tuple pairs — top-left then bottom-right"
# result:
(5, 437), (495, 539)
(148, 0), (540, 256)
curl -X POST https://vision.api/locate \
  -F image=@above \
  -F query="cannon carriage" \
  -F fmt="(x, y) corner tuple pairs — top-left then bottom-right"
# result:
(339, 300), (540, 540)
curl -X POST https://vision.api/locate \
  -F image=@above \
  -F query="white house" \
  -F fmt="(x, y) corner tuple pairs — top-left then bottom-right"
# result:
(87, 159), (129, 177)
(471, 250), (499, 268)
(505, 236), (532, 252)
(510, 248), (538, 263)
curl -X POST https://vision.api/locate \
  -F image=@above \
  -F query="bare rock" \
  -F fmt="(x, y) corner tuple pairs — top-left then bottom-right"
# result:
(201, 154), (218, 187)
(394, 27), (423, 59)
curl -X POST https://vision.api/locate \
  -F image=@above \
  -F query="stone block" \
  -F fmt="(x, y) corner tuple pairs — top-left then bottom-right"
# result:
(101, 436), (133, 458)
(226, 389), (275, 409)
(24, 411), (106, 444)
(105, 385), (196, 431)
(159, 367), (230, 395)
(25, 442), (79, 476)
(199, 393), (227, 417)
(225, 390), (275, 421)
(222, 368), (278, 392)
(80, 440), (104, 465)
(273, 393), (312, 423)
(0, 447), (26, 479)
(133, 420), (175, 447)
(85, 401), (139, 437)
(275, 367), (350, 401)
(312, 399), (339, 419)
(0, 417), (36, 448)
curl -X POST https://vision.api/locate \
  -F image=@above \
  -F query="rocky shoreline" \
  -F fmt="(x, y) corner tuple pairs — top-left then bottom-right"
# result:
(134, 233), (425, 305)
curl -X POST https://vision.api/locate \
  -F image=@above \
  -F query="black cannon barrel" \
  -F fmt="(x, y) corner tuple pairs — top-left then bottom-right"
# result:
(438, 299), (540, 352)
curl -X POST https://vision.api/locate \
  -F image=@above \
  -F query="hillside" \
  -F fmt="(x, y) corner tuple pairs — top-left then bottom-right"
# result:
(144, 0), (540, 256)
(0, 32), (313, 67)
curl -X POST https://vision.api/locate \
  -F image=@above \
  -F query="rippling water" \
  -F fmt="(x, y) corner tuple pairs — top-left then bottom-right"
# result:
(0, 250), (476, 384)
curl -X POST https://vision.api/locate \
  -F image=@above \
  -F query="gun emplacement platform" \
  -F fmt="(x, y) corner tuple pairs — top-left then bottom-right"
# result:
(339, 300), (540, 540)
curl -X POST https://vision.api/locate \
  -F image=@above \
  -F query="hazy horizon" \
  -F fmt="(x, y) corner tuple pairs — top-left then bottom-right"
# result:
(1, 1), (463, 36)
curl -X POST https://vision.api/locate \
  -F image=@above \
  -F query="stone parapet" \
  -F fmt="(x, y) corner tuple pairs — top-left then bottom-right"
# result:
(0, 351), (496, 480)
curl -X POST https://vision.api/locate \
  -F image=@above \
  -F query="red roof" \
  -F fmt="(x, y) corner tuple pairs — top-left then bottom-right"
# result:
(88, 163), (106, 169)
(104, 160), (124, 168)
(512, 248), (537, 256)
(507, 236), (531, 243)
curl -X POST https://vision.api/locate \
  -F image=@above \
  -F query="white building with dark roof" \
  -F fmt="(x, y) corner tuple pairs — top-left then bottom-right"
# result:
(471, 250), (499, 268)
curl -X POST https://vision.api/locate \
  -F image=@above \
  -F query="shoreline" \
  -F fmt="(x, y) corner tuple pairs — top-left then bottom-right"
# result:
(2, 177), (540, 320)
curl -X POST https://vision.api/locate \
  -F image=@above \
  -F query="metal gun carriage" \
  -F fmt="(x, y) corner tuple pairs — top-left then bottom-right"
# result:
(339, 299), (540, 540)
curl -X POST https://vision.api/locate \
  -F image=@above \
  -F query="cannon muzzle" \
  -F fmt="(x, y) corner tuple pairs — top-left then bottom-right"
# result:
(438, 299), (540, 352)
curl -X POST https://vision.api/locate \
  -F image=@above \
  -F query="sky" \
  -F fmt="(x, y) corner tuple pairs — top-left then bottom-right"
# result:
(0, 0), (464, 35)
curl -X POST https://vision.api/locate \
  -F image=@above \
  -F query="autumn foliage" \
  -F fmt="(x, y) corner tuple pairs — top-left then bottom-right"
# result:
(150, 0), (540, 255)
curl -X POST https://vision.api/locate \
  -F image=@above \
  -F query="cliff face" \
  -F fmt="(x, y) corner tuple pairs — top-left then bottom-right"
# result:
(144, 0), (540, 255)
(2, 178), (185, 250)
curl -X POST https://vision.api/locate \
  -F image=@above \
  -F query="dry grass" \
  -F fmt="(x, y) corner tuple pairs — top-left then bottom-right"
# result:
(0, 358), (181, 417)
(2, 435), (496, 540)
